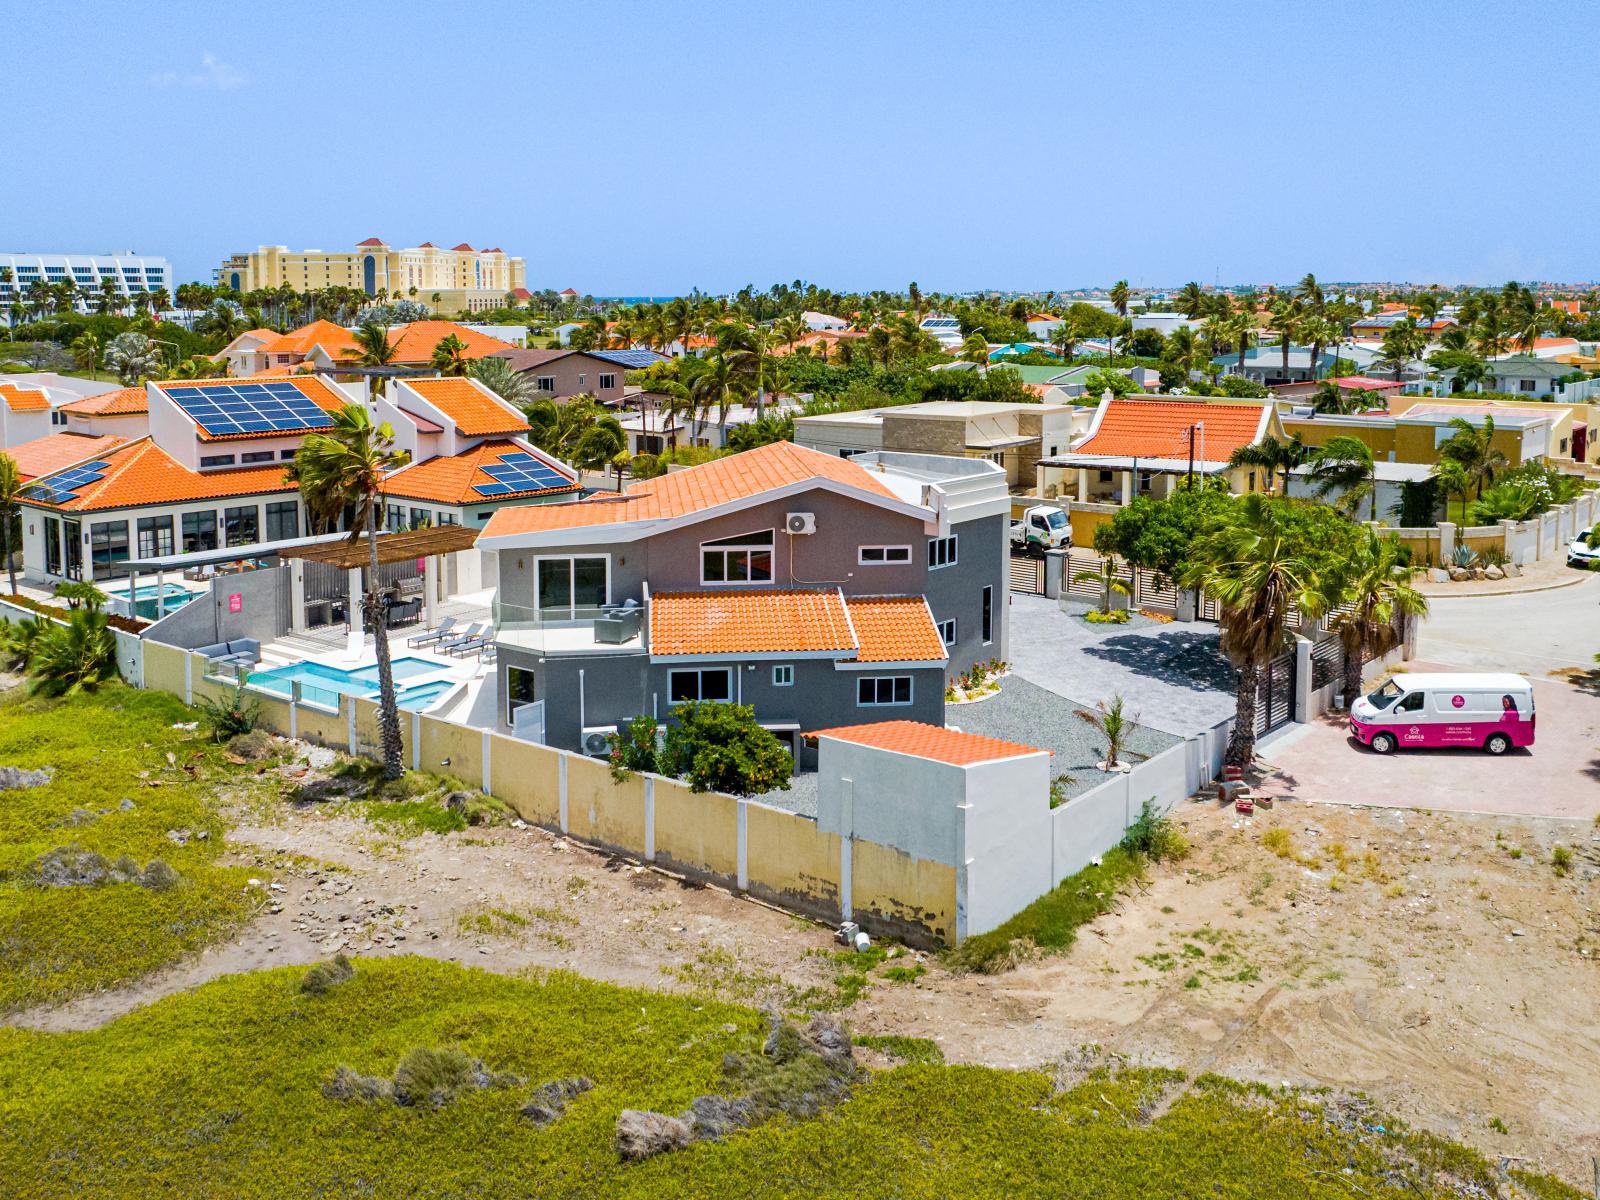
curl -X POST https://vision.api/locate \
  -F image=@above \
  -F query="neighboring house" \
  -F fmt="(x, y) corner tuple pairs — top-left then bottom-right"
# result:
(1469, 355), (1572, 398)
(678, 394), (803, 450)
(219, 318), (517, 378)
(1131, 312), (1204, 337)
(794, 400), (1083, 490)
(0, 382), (62, 447)
(1025, 314), (1063, 339)
(489, 347), (667, 405)
(1350, 310), (1457, 338)
(1281, 402), (1574, 469)
(5, 431), (127, 483)
(1215, 342), (1381, 385)
(1271, 375), (1403, 403)
(1036, 397), (1281, 503)
(1285, 460), (1436, 522)
(214, 328), (282, 374)
(802, 310), (849, 331)
(57, 386), (155, 440)
(918, 315), (964, 349)
(552, 322), (582, 347)
(476, 441), (1011, 761)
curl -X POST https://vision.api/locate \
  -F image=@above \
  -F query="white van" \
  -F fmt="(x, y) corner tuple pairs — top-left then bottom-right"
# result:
(1349, 672), (1535, 755)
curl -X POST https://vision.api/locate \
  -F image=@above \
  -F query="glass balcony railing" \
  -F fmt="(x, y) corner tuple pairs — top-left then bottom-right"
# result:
(491, 597), (645, 649)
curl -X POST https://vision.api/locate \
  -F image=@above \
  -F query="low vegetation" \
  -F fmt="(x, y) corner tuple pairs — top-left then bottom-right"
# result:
(0, 956), (1580, 1198)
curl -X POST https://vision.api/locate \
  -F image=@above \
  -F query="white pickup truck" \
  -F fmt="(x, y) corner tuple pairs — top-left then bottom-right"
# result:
(1010, 505), (1072, 556)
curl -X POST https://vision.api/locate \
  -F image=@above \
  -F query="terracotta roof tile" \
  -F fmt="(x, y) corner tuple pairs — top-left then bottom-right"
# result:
(254, 319), (359, 359)
(59, 387), (149, 417)
(0, 384), (50, 413)
(650, 589), (856, 657)
(805, 721), (1047, 766)
(404, 378), (530, 436)
(20, 439), (294, 512)
(386, 321), (513, 364)
(843, 596), (947, 664)
(384, 440), (576, 506)
(154, 375), (347, 440)
(357, 237), (385, 246)
(4, 432), (127, 481)
(1074, 398), (1266, 463)
(481, 441), (901, 538)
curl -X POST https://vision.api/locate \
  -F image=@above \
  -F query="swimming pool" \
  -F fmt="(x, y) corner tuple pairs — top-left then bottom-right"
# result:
(105, 584), (201, 621)
(248, 657), (449, 709)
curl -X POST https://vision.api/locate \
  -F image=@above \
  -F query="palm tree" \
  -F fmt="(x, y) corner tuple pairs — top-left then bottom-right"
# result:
(1180, 494), (1325, 765)
(1437, 416), (1508, 501)
(1377, 316), (1426, 382)
(1296, 273), (1325, 310)
(1228, 435), (1307, 497)
(294, 404), (410, 780)
(1075, 694), (1141, 770)
(1223, 304), (1256, 372)
(1308, 435), (1378, 521)
(1163, 325), (1200, 386)
(430, 334), (470, 376)
(199, 302), (248, 342)
(690, 352), (746, 443)
(1266, 299), (1301, 378)
(1430, 461), (1472, 523)
(1299, 313), (1339, 380)
(1176, 281), (1206, 320)
(30, 608), (118, 696)
(960, 333), (989, 366)
(69, 332), (100, 380)
(0, 453), (20, 593)
(1049, 315), (1081, 361)
(1325, 532), (1428, 707)
(1108, 280), (1131, 361)
(344, 321), (397, 395)
(104, 332), (163, 385)
(466, 355), (535, 406)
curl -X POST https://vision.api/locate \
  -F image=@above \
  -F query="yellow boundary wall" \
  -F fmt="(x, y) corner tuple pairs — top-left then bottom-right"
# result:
(157, 646), (958, 946)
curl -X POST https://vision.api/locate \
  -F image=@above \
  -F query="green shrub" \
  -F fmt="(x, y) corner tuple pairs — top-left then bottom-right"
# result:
(607, 714), (661, 782)
(661, 700), (792, 795)
(300, 953), (355, 997)
(28, 608), (118, 696)
(195, 675), (262, 742)
(852, 1034), (945, 1064)
(1120, 799), (1188, 862)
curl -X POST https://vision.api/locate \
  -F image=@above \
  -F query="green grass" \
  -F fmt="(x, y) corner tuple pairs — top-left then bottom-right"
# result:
(948, 846), (1144, 974)
(852, 1034), (944, 1065)
(0, 956), (1581, 1199)
(0, 685), (267, 1011)
(362, 800), (468, 836)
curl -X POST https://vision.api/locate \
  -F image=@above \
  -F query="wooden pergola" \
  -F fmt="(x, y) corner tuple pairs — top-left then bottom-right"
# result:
(277, 525), (479, 570)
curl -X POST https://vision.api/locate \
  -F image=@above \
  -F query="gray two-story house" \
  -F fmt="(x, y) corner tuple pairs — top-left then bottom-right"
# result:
(476, 441), (1010, 765)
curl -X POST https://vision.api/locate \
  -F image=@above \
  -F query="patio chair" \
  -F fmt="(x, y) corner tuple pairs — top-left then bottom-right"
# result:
(448, 631), (490, 657)
(406, 616), (457, 648)
(478, 643), (497, 664)
(436, 623), (485, 654)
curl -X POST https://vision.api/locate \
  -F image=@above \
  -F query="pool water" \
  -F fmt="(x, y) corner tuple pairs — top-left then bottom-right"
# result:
(248, 657), (450, 709)
(107, 584), (200, 621)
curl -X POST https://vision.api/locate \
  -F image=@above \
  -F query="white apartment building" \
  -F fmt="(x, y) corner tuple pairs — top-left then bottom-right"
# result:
(0, 251), (174, 313)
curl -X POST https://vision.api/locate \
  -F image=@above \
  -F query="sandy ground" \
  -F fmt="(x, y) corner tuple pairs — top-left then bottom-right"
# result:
(12, 775), (1599, 1186)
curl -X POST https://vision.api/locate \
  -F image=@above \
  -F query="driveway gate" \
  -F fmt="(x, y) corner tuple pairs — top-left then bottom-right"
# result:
(1009, 554), (1046, 595)
(1254, 649), (1296, 735)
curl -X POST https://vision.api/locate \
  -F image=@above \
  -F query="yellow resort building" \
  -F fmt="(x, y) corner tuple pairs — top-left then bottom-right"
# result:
(214, 237), (527, 314)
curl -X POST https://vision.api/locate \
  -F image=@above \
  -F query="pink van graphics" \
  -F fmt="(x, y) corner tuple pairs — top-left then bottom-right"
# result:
(1348, 672), (1534, 756)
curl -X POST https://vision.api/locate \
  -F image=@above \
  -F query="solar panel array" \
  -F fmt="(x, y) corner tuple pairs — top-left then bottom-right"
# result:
(593, 349), (665, 369)
(165, 382), (333, 437)
(471, 451), (573, 497)
(24, 460), (113, 505)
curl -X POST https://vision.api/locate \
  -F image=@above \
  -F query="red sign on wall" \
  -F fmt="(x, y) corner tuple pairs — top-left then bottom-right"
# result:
(228, 593), (243, 614)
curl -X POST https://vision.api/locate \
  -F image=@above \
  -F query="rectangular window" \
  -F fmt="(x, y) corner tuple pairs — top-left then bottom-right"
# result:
(181, 510), (217, 554)
(281, 449), (297, 460)
(136, 514), (174, 559)
(64, 520), (82, 580)
(51, 410), (67, 426)
(599, 373), (617, 390)
(241, 450), (275, 464)
(438, 512), (458, 525)
(386, 503), (406, 531)
(858, 545), (912, 565)
(223, 504), (259, 547)
(669, 668), (732, 703)
(265, 501), (298, 542)
(89, 520), (130, 580)
(536, 376), (556, 392)
(44, 516), (62, 576)
(535, 556), (608, 618)
(1519, 379), (1537, 392)
(928, 535), (957, 569)
(857, 676), (913, 707)
(981, 585), (993, 644)
(937, 618), (956, 646)
(772, 665), (794, 687)
(199, 454), (236, 468)
(701, 529), (774, 584)
(506, 665), (536, 722)
(410, 507), (431, 529)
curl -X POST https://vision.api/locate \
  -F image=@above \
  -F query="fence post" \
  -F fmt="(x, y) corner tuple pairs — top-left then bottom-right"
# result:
(736, 799), (749, 891)
(346, 697), (356, 755)
(558, 755), (569, 833)
(643, 777), (655, 862)
(411, 711), (421, 772)
(481, 730), (492, 793)
(289, 680), (300, 741)
(183, 651), (193, 705)
(1438, 521), (1456, 564)
(1043, 548), (1066, 599)
(838, 779), (854, 923)
(1293, 636), (1314, 723)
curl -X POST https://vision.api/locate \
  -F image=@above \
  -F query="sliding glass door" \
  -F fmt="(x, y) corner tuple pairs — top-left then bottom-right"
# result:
(534, 556), (608, 620)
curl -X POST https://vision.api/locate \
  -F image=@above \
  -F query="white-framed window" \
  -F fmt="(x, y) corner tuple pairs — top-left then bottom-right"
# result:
(668, 667), (732, 703)
(858, 545), (911, 565)
(536, 376), (556, 392)
(1519, 379), (1537, 393)
(937, 618), (956, 646)
(535, 554), (609, 618)
(702, 529), (774, 584)
(857, 676), (913, 706)
(772, 665), (794, 687)
(599, 373), (617, 390)
(928, 535), (957, 569)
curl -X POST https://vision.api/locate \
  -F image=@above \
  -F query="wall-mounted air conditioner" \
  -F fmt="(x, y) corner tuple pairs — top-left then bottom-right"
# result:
(580, 725), (617, 757)
(786, 512), (816, 535)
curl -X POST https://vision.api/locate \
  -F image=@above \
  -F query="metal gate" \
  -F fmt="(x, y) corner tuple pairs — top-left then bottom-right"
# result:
(1009, 554), (1045, 595)
(1254, 649), (1296, 735)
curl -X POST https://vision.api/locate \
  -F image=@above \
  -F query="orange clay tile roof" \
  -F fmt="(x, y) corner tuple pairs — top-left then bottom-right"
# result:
(805, 721), (1047, 766)
(384, 440), (577, 506)
(404, 378), (530, 436)
(153, 375), (348, 441)
(58, 386), (149, 417)
(255, 319), (359, 359)
(843, 596), (947, 664)
(357, 237), (385, 246)
(1074, 398), (1266, 464)
(247, 363), (314, 378)
(385, 321), (514, 363)
(20, 439), (294, 512)
(650, 589), (856, 657)
(481, 441), (902, 539)
(0, 384), (50, 413)
(5, 432), (127, 481)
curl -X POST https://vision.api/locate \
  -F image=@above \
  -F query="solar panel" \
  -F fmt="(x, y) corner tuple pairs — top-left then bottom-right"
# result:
(165, 383), (333, 437)
(23, 459), (113, 505)
(471, 454), (574, 497)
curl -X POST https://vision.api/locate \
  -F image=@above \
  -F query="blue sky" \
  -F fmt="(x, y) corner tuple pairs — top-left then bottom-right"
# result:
(11, 2), (1597, 293)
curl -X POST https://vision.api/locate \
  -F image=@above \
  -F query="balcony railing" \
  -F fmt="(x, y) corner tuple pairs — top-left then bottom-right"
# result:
(492, 597), (645, 650)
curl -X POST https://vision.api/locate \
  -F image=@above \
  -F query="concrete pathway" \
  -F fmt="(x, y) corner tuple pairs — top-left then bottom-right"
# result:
(1006, 594), (1236, 737)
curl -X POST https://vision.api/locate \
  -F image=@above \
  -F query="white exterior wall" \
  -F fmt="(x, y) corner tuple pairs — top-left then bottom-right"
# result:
(0, 251), (172, 313)
(960, 754), (1054, 936)
(816, 742), (967, 864)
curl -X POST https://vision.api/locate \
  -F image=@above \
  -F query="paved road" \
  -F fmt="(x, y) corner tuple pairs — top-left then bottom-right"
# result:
(1007, 594), (1235, 736)
(1417, 570), (1598, 676)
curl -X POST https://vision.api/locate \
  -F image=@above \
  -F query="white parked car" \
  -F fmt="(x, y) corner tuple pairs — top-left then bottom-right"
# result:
(1567, 528), (1600, 568)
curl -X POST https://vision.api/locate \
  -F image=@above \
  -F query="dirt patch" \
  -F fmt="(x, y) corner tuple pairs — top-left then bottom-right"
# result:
(9, 789), (1598, 1186)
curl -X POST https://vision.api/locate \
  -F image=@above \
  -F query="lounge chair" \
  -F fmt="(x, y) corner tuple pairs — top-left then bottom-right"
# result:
(448, 631), (490, 658)
(406, 616), (457, 648)
(478, 644), (497, 664)
(436, 623), (485, 654)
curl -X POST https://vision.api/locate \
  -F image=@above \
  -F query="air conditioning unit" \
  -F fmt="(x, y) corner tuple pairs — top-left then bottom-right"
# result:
(580, 725), (617, 757)
(786, 512), (817, 535)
